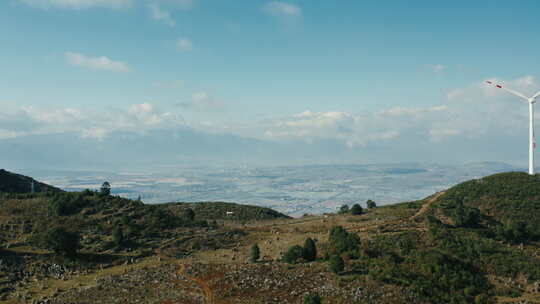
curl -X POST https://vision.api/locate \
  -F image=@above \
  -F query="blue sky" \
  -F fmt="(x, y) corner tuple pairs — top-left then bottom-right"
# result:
(2, 0), (540, 168)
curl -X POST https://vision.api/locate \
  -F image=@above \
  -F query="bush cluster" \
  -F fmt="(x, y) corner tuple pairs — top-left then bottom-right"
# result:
(339, 203), (364, 215)
(31, 226), (80, 257)
(48, 193), (89, 216)
(328, 226), (360, 255)
(304, 294), (322, 304)
(282, 238), (318, 264)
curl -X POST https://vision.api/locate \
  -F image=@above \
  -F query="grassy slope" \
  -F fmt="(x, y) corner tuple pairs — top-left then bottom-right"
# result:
(1, 171), (540, 304)
(433, 172), (540, 229)
(166, 201), (290, 221)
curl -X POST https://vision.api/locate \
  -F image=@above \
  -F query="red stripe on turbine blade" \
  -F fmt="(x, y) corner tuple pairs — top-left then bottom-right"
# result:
(486, 81), (493, 84)
(496, 85), (502, 88)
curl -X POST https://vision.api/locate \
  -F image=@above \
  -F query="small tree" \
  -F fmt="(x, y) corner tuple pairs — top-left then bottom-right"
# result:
(338, 204), (349, 214)
(366, 200), (377, 209)
(120, 215), (131, 226)
(100, 182), (111, 196)
(350, 203), (363, 215)
(282, 245), (304, 264)
(49, 198), (67, 216)
(501, 220), (529, 243)
(44, 227), (80, 257)
(453, 203), (480, 228)
(112, 225), (124, 247)
(184, 208), (195, 221)
(304, 294), (322, 304)
(328, 226), (360, 255)
(250, 243), (260, 263)
(303, 238), (317, 262)
(328, 255), (344, 274)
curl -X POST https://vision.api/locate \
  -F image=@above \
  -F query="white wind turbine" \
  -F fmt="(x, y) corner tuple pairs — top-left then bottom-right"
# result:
(485, 80), (540, 174)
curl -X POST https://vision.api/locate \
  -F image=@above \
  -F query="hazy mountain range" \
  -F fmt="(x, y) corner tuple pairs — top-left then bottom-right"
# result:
(0, 126), (529, 171)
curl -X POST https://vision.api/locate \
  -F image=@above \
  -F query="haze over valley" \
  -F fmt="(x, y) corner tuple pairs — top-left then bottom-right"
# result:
(18, 161), (517, 216)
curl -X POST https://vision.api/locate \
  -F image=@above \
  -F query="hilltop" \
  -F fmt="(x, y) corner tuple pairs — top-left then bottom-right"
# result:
(428, 172), (540, 233)
(0, 171), (539, 303)
(0, 169), (62, 193)
(167, 201), (290, 221)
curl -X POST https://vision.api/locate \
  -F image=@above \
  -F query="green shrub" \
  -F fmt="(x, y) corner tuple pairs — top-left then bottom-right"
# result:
(184, 208), (195, 221)
(112, 225), (124, 247)
(328, 226), (360, 255)
(498, 220), (529, 243)
(338, 205), (349, 214)
(282, 245), (304, 264)
(250, 243), (260, 263)
(48, 193), (88, 216)
(304, 294), (322, 304)
(350, 204), (363, 215)
(42, 226), (80, 257)
(328, 255), (344, 274)
(303, 238), (317, 262)
(100, 182), (111, 195)
(452, 203), (480, 227)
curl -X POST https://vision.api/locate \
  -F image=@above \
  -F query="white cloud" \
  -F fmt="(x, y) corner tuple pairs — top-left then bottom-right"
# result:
(428, 64), (446, 72)
(263, 104), (460, 147)
(263, 1), (301, 17)
(0, 103), (184, 140)
(378, 105), (448, 117)
(514, 75), (536, 87)
(19, 0), (131, 9)
(147, 0), (193, 26)
(22, 106), (84, 124)
(148, 3), (175, 27)
(176, 38), (193, 51)
(261, 75), (540, 147)
(81, 127), (108, 140)
(128, 103), (164, 125)
(65, 52), (130, 72)
(177, 91), (225, 112)
(3, 76), (537, 155)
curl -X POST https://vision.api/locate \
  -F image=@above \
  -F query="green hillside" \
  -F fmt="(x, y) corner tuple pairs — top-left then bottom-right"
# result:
(385, 172), (540, 302)
(167, 201), (290, 221)
(1, 170), (540, 304)
(430, 172), (540, 241)
(0, 169), (62, 193)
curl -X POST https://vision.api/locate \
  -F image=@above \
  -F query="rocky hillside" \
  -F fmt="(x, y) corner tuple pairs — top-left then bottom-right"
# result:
(1, 171), (540, 304)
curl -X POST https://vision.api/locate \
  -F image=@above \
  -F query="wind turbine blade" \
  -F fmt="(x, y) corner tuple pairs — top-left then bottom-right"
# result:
(485, 81), (529, 101)
(503, 87), (530, 101)
(532, 91), (540, 100)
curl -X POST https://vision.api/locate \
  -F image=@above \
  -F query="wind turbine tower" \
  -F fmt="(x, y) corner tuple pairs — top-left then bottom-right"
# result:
(486, 80), (540, 175)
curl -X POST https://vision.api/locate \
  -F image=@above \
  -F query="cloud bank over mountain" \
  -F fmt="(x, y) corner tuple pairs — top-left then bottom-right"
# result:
(1, 76), (538, 170)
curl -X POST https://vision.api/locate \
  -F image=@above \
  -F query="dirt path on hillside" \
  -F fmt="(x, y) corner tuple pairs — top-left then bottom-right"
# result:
(178, 263), (215, 304)
(410, 191), (445, 220)
(157, 250), (216, 304)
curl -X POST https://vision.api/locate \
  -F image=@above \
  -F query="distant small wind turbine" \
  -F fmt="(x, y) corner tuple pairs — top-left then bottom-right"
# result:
(485, 80), (540, 174)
